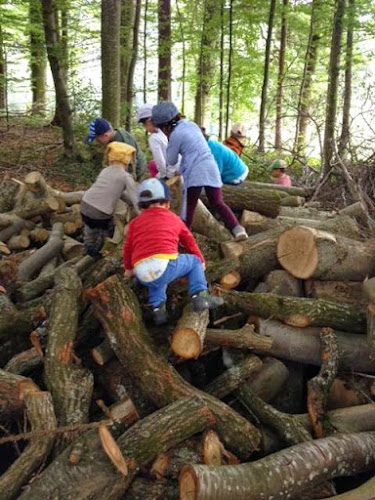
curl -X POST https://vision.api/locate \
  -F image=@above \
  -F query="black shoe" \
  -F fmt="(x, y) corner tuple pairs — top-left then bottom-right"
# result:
(153, 303), (168, 325)
(191, 291), (224, 312)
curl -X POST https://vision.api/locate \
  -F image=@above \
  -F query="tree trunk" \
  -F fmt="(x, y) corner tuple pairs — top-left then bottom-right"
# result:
(338, 0), (355, 158)
(0, 24), (6, 110)
(120, 0), (135, 110)
(19, 397), (213, 500)
(101, 0), (121, 127)
(274, 0), (288, 150)
(322, 0), (346, 176)
(194, 0), (220, 126)
(305, 280), (364, 307)
(249, 318), (373, 372)
(171, 304), (210, 359)
(244, 180), (311, 197)
(218, 0), (225, 139)
(142, 0), (148, 102)
(258, 0), (276, 153)
(180, 432), (375, 500)
(41, 0), (74, 157)
(225, 0), (233, 138)
(29, 0), (47, 114)
(221, 185), (281, 218)
(219, 288), (365, 332)
(294, 0), (322, 155)
(362, 276), (375, 360)
(88, 275), (261, 459)
(124, 0), (141, 130)
(277, 226), (375, 280)
(158, 0), (171, 101)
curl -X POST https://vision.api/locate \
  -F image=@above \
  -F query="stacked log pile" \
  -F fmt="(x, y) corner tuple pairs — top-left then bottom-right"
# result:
(0, 172), (374, 499)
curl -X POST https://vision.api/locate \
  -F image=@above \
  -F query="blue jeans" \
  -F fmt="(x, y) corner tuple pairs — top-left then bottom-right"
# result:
(137, 254), (207, 307)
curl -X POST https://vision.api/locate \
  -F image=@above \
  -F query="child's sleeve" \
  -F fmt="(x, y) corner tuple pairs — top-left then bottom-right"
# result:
(149, 135), (167, 178)
(166, 131), (181, 166)
(122, 224), (134, 270)
(178, 220), (205, 263)
(120, 172), (140, 215)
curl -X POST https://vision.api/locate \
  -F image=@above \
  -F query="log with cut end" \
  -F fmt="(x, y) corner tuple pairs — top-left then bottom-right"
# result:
(205, 324), (273, 352)
(7, 233), (30, 250)
(193, 200), (232, 242)
(29, 227), (50, 244)
(221, 184), (281, 218)
(4, 347), (42, 376)
(62, 235), (84, 260)
(242, 357), (289, 403)
(88, 275), (261, 458)
(204, 355), (262, 400)
(249, 318), (373, 372)
(0, 391), (56, 500)
(44, 268), (93, 429)
(19, 397), (215, 500)
(280, 195), (305, 207)
(218, 288), (365, 332)
(0, 216), (34, 242)
(171, 304), (209, 359)
(13, 196), (60, 220)
(305, 280), (364, 307)
(277, 226), (375, 280)
(91, 338), (114, 365)
(0, 369), (39, 421)
(18, 222), (65, 282)
(51, 190), (84, 205)
(179, 432), (375, 500)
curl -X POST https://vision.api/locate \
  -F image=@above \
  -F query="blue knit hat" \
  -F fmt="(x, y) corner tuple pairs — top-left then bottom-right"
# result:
(84, 118), (111, 144)
(137, 178), (170, 203)
(152, 102), (179, 126)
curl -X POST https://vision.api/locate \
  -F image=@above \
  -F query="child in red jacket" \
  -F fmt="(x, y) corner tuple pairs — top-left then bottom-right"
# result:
(123, 178), (223, 324)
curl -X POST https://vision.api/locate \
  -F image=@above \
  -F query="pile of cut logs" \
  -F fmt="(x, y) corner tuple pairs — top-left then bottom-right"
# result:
(0, 171), (374, 500)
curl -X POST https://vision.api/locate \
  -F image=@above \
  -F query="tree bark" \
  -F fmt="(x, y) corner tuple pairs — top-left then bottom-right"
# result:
(305, 280), (364, 307)
(0, 24), (6, 110)
(120, 0), (135, 112)
(219, 288), (365, 332)
(101, 0), (121, 127)
(29, 0), (47, 114)
(258, 0), (276, 152)
(0, 369), (39, 421)
(180, 432), (375, 500)
(338, 0), (355, 158)
(158, 0), (171, 101)
(224, 0), (233, 138)
(222, 185), (281, 218)
(322, 0), (346, 176)
(4, 347), (42, 376)
(205, 324), (273, 352)
(88, 275), (261, 458)
(18, 222), (65, 281)
(41, 0), (74, 157)
(274, 0), (288, 150)
(250, 318), (373, 372)
(218, 0), (225, 139)
(244, 180), (311, 197)
(277, 226), (375, 280)
(325, 476), (375, 500)
(19, 397), (214, 500)
(194, 0), (220, 126)
(124, 0), (141, 130)
(362, 276), (375, 360)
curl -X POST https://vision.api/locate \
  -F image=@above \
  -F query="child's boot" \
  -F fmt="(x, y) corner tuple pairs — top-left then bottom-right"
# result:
(191, 291), (224, 312)
(153, 302), (168, 325)
(232, 225), (248, 241)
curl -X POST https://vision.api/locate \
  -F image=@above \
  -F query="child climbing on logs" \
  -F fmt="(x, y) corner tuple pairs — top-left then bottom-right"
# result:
(151, 102), (248, 241)
(80, 142), (140, 257)
(122, 178), (223, 325)
(268, 159), (292, 186)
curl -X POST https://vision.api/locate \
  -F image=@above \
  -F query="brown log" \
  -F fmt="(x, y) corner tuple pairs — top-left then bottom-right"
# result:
(280, 195), (305, 207)
(0, 176), (19, 212)
(171, 304), (209, 359)
(307, 328), (339, 438)
(204, 355), (262, 400)
(202, 430), (227, 466)
(0, 369), (39, 420)
(250, 318), (373, 372)
(39, 256), (58, 277)
(264, 269), (303, 296)
(244, 357), (289, 403)
(0, 241), (10, 255)
(277, 226), (375, 280)
(91, 338), (115, 366)
(363, 276), (375, 360)
(0, 216), (34, 242)
(305, 280), (364, 307)
(29, 227), (50, 244)
(243, 180), (311, 197)
(13, 196), (60, 220)
(220, 271), (241, 289)
(279, 206), (334, 219)
(4, 347), (42, 376)
(180, 432), (375, 500)
(18, 222), (65, 282)
(23, 171), (49, 196)
(218, 288), (365, 332)
(44, 268), (93, 429)
(62, 235), (84, 260)
(88, 276), (262, 458)
(221, 184), (281, 218)
(126, 477), (178, 500)
(327, 376), (371, 410)
(7, 233), (30, 250)
(0, 391), (56, 500)
(193, 233), (221, 261)
(19, 397), (215, 500)
(205, 324), (273, 352)
(325, 476), (375, 500)
(51, 190), (84, 206)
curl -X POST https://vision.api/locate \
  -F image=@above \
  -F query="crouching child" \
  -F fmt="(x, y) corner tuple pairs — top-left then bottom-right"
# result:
(80, 142), (140, 256)
(122, 178), (223, 325)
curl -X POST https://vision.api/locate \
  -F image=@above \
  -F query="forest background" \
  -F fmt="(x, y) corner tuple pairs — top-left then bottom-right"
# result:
(1, 0), (375, 193)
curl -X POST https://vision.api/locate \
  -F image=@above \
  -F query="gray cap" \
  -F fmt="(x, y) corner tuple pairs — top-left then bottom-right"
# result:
(152, 102), (179, 126)
(137, 178), (170, 203)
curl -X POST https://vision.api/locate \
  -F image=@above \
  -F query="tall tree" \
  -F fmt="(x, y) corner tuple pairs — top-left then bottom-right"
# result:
(176, 0), (186, 114)
(125, 0), (141, 129)
(0, 24), (6, 110)
(101, 0), (121, 127)
(194, 0), (220, 126)
(338, 0), (355, 158)
(322, 0), (346, 176)
(41, 0), (74, 157)
(158, 0), (171, 101)
(274, 0), (288, 150)
(120, 0), (135, 115)
(29, 0), (47, 115)
(294, 0), (322, 155)
(142, 0), (148, 103)
(225, 0), (234, 138)
(218, 0), (225, 140)
(258, 0), (276, 153)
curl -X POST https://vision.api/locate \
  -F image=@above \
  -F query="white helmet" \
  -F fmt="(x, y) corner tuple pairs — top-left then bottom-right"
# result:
(137, 103), (154, 122)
